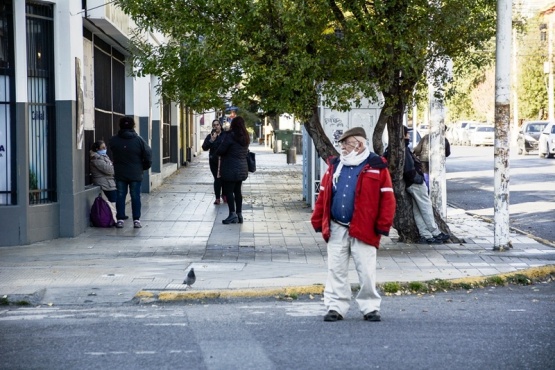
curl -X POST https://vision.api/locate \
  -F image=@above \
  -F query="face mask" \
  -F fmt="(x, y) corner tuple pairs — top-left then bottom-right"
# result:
(97, 149), (107, 156)
(341, 147), (358, 161)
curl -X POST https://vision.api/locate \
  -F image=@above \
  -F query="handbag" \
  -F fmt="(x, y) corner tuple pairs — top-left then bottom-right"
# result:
(247, 151), (256, 173)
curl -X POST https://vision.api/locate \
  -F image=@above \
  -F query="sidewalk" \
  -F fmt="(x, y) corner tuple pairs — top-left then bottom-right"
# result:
(1, 145), (554, 305)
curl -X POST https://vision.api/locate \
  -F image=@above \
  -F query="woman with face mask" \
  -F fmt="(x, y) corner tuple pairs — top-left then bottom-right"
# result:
(90, 140), (117, 207)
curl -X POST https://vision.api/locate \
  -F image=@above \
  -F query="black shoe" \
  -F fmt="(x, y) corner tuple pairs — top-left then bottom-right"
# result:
(237, 213), (243, 223)
(418, 237), (442, 244)
(222, 213), (238, 224)
(434, 232), (450, 242)
(323, 310), (343, 322)
(364, 310), (381, 322)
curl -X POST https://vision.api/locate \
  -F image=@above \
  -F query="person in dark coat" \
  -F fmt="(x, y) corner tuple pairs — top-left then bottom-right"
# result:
(109, 116), (152, 229)
(413, 129), (451, 190)
(216, 116), (249, 224)
(202, 120), (224, 204)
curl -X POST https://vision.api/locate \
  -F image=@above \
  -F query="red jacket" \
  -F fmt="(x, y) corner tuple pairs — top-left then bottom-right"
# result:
(311, 154), (396, 248)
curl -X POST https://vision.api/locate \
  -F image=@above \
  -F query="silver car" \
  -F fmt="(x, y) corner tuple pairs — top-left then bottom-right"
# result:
(538, 121), (555, 158)
(517, 121), (548, 155)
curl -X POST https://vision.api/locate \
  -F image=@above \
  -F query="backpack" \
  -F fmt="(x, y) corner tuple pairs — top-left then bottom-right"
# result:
(90, 195), (115, 227)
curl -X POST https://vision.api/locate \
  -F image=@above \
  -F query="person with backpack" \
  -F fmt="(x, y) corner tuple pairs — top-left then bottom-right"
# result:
(109, 116), (152, 229)
(401, 126), (450, 244)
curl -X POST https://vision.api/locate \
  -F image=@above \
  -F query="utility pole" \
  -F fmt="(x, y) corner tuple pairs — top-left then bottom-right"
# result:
(512, 28), (519, 144)
(549, 18), (554, 123)
(428, 60), (448, 217)
(493, 0), (512, 251)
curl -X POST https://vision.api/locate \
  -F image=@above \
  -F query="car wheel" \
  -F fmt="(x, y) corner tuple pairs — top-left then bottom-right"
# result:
(547, 144), (555, 158)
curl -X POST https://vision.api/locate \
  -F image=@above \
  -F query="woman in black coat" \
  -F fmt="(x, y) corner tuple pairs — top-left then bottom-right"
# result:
(202, 119), (224, 204)
(216, 116), (250, 224)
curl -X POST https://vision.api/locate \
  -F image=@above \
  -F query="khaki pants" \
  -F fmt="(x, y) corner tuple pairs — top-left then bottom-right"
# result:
(406, 182), (440, 239)
(324, 222), (381, 317)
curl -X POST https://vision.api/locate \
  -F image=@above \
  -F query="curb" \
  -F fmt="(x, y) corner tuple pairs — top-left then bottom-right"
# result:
(462, 210), (555, 249)
(134, 265), (555, 303)
(135, 285), (325, 302)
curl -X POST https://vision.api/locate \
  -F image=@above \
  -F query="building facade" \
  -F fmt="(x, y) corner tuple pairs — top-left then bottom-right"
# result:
(0, 1), (200, 246)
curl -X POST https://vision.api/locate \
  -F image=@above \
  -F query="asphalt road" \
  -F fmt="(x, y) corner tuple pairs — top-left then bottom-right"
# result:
(446, 145), (555, 243)
(1, 282), (554, 370)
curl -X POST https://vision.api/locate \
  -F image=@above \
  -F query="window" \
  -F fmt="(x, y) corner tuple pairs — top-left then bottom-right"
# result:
(27, 2), (56, 204)
(0, 0), (15, 205)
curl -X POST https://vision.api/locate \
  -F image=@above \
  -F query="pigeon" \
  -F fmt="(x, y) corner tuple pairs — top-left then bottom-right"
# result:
(183, 268), (196, 288)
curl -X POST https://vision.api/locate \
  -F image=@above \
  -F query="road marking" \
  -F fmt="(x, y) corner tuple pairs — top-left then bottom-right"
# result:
(144, 323), (188, 326)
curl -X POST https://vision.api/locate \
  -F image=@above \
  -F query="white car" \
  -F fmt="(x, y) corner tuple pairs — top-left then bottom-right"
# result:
(538, 121), (555, 158)
(470, 125), (495, 146)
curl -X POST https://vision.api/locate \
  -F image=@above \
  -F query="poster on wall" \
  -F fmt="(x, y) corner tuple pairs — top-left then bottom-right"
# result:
(82, 38), (94, 131)
(75, 57), (84, 150)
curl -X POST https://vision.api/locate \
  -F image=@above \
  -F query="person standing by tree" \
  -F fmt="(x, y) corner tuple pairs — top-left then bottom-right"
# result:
(311, 127), (396, 322)
(202, 120), (224, 204)
(216, 116), (250, 224)
(109, 116), (152, 229)
(413, 128), (451, 190)
(400, 126), (450, 244)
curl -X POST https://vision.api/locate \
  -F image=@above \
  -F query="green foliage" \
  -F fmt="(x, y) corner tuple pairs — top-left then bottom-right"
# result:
(485, 276), (506, 286)
(517, 16), (548, 120)
(115, 0), (495, 121)
(408, 281), (426, 292)
(506, 274), (532, 285)
(382, 282), (401, 294)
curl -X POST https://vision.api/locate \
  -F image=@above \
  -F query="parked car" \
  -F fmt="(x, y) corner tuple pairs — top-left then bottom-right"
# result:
(453, 120), (481, 145)
(538, 121), (555, 158)
(517, 120), (548, 155)
(470, 125), (495, 146)
(461, 121), (482, 146)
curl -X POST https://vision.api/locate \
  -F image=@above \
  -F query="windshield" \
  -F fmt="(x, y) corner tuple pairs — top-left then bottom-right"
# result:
(526, 124), (547, 133)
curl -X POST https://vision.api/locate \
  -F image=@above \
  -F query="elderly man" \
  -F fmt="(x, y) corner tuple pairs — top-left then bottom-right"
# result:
(311, 127), (396, 322)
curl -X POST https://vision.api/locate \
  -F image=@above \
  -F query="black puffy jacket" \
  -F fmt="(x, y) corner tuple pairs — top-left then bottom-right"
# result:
(202, 132), (224, 164)
(216, 132), (248, 182)
(109, 129), (152, 182)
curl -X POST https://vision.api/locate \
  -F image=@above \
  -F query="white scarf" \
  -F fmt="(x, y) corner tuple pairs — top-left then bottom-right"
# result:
(333, 146), (370, 188)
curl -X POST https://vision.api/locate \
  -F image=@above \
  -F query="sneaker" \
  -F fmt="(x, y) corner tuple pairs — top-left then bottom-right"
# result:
(364, 310), (381, 322)
(434, 232), (450, 242)
(222, 195), (228, 203)
(133, 220), (142, 228)
(116, 220), (124, 228)
(323, 310), (343, 322)
(418, 236), (442, 244)
(214, 199), (221, 205)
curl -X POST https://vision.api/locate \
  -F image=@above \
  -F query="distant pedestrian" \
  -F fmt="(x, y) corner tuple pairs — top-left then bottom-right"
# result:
(311, 127), (396, 323)
(413, 130), (451, 190)
(401, 126), (450, 244)
(202, 120), (224, 204)
(109, 116), (152, 229)
(89, 140), (117, 223)
(89, 140), (117, 203)
(216, 116), (250, 224)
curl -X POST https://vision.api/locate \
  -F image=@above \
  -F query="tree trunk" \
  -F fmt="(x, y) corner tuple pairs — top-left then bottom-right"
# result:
(304, 104), (339, 159)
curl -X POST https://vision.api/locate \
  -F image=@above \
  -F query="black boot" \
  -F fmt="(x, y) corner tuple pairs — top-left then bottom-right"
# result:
(237, 213), (243, 224)
(222, 212), (238, 224)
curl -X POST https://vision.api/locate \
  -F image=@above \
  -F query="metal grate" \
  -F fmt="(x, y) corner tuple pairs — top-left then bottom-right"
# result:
(0, 0), (15, 205)
(27, 2), (56, 205)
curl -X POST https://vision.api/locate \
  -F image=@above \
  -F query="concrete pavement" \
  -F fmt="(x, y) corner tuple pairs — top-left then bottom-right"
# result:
(1, 144), (554, 305)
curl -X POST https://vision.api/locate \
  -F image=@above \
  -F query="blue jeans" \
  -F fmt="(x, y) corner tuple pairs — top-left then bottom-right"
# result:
(116, 180), (142, 221)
